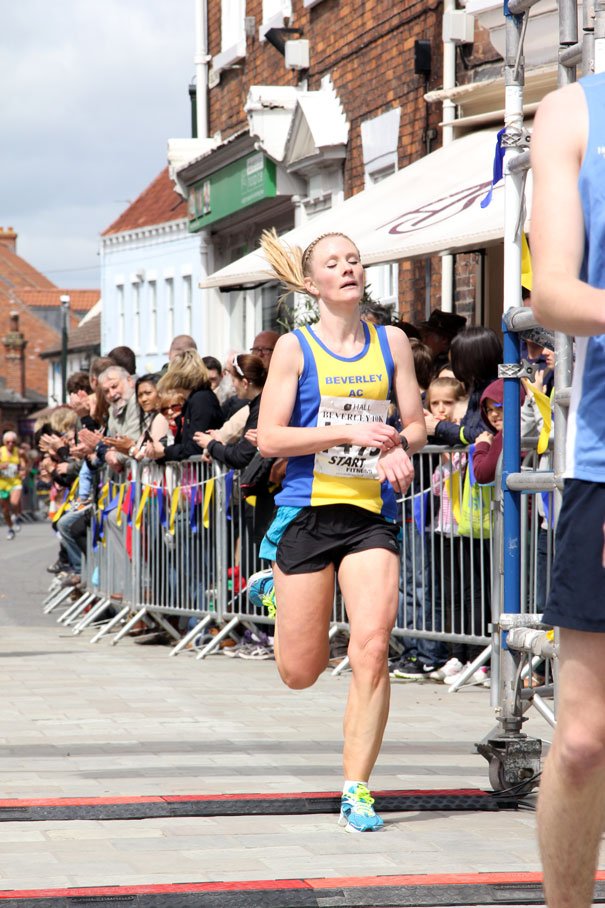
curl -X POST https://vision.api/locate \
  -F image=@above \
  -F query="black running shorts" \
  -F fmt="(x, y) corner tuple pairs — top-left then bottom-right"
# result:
(275, 504), (401, 575)
(544, 479), (605, 632)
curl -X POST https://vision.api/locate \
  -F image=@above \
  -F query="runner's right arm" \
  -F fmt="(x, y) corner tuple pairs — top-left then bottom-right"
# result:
(258, 334), (401, 458)
(531, 84), (604, 335)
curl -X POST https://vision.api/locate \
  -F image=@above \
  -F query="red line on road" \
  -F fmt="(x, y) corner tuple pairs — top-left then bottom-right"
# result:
(0, 787), (489, 808)
(4, 870), (605, 900)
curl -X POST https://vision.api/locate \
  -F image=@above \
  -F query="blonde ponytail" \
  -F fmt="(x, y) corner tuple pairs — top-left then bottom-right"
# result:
(260, 228), (360, 304)
(260, 229), (306, 304)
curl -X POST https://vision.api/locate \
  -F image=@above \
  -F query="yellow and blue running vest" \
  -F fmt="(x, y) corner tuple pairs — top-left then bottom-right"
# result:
(0, 445), (21, 494)
(275, 321), (397, 519)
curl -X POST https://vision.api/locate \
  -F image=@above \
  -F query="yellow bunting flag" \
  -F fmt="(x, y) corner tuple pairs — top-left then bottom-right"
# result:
(134, 486), (150, 530)
(521, 232), (533, 291)
(523, 379), (552, 454)
(169, 486), (181, 535)
(97, 481), (109, 514)
(444, 466), (462, 527)
(202, 478), (214, 529)
(51, 476), (80, 523)
(115, 483), (127, 528)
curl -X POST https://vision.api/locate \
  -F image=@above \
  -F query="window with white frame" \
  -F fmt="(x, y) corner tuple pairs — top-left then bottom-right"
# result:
(132, 281), (141, 352)
(183, 275), (192, 335)
(214, 0), (246, 72)
(260, 0), (292, 35)
(361, 108), (400, 309)
(303, 0), (326, 7)
(364, 165), (398, 309)
(166, 278), (174, 346)
(116, 284), (125, 344)
(149, 281), (157, 351)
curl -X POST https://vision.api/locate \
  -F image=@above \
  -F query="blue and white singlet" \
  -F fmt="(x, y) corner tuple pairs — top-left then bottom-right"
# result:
(274, 321), (398, 519)
(566, 72), (605, 480)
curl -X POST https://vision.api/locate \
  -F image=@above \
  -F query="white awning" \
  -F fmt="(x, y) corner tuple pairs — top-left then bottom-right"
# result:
(200, 128), (526, 290)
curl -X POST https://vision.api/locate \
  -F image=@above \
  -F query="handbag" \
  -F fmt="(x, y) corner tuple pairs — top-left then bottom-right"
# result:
(238, 451), (275, 499)
(457, 446), (494, 539)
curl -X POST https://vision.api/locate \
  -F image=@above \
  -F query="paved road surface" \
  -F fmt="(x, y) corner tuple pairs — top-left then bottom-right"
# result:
(0, 522), (563, 905)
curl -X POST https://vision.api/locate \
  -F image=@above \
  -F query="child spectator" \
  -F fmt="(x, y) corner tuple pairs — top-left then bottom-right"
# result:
(473, 379), (526, 484)
(441, 377), (514, 687)
(425, 326), (502, 448)
(426, 377), (468, 682)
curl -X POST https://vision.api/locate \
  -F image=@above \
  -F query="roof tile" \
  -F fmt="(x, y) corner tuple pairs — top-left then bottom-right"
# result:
(18, 289), (99, 312)
(102, 166), (186, 236)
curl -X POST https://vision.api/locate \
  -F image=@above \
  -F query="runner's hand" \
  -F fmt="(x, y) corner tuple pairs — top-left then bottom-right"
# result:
(377, 446), (414, 494)
(348, 422), (400, 451)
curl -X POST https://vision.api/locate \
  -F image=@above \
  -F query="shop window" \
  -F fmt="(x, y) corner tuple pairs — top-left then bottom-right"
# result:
(261, 283), (283, 333)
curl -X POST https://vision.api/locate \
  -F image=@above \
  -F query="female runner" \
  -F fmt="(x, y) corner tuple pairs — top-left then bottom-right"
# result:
(252, 230), (426, 832)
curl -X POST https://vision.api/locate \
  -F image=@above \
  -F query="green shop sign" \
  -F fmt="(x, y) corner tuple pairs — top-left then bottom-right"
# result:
(188, 152), (277, 230)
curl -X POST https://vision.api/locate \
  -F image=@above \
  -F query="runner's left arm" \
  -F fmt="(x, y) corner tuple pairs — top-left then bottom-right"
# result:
(376, 327), (427, 494)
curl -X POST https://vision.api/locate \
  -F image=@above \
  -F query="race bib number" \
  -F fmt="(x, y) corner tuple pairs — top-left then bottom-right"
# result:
(314, 396), (390, 479)
(4, 462), (18, 479)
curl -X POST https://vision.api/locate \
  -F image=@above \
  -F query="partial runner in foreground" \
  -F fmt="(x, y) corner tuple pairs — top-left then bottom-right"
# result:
(531, 72), (605, 908)
(252, 229), (426, 832)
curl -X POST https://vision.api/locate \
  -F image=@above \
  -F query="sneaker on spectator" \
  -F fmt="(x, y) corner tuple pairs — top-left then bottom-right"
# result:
(392, 656), (431, 680)
(429, 657), (465, 682)
(339, 783), (384, 833)
(239, 644), (274, 660)
(47, 560), (70, 574)
(444, 664), (489, 687)
(224, 629), (268, 658)
(247, 569), (276, 618)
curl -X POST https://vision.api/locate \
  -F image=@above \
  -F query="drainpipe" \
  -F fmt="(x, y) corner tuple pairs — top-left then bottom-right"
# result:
(441, 0), (457, 313)
(195, 0), (209, 140)
(195, 0), (211, 350)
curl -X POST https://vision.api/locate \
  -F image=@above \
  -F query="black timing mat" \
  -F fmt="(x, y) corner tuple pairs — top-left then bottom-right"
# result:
(1, 873), (604, 907)
(0, 787), (519, 822)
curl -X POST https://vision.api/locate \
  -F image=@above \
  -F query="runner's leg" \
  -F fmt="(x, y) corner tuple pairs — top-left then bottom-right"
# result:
(337, 547), (399, 782)
(538, 628), (605, 908)
(0, 494), (12, 530)
(273, 562), (335, 689)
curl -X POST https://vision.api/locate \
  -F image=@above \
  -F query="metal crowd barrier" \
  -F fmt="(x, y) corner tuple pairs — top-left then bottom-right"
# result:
(42, 444), (555, 697)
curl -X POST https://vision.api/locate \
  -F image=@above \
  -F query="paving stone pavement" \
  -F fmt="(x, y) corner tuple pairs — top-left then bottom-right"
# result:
(0, 523), (564, 902)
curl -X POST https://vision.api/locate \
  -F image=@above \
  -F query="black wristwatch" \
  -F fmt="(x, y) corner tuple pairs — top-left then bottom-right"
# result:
(399, 434), (410, 452)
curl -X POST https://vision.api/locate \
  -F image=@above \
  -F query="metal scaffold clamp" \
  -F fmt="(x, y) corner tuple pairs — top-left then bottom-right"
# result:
(498, 359), (537, 381)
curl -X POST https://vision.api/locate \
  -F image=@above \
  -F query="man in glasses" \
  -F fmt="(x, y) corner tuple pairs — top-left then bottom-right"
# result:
(250, 330), (279, 366)
(211, 332), (280, 445)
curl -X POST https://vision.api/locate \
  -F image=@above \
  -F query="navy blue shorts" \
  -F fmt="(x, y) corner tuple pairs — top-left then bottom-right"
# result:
(275, 504), (400, 575)
(544, 479), (605, 632)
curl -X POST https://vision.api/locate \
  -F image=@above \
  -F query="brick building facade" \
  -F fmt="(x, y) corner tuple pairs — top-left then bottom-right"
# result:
(171, 0), (506, 341)
(0, 228), (99, 435)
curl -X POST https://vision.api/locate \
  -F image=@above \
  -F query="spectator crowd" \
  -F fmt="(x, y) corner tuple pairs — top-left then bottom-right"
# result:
(2, 303), (553, 678)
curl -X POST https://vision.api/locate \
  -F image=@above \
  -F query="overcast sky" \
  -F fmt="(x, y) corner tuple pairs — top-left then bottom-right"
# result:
(1, 1), (195, 290)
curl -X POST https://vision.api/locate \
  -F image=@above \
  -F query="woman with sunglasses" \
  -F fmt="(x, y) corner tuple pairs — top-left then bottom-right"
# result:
(247, 229), (426, 834)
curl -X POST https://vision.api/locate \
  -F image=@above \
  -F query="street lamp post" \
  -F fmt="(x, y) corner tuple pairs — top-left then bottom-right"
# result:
(59, 294), (70, 404)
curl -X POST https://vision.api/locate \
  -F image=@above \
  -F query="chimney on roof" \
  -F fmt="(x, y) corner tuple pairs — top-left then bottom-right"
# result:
(1, 311), (27, 397)
(0, 227), (17, 253)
